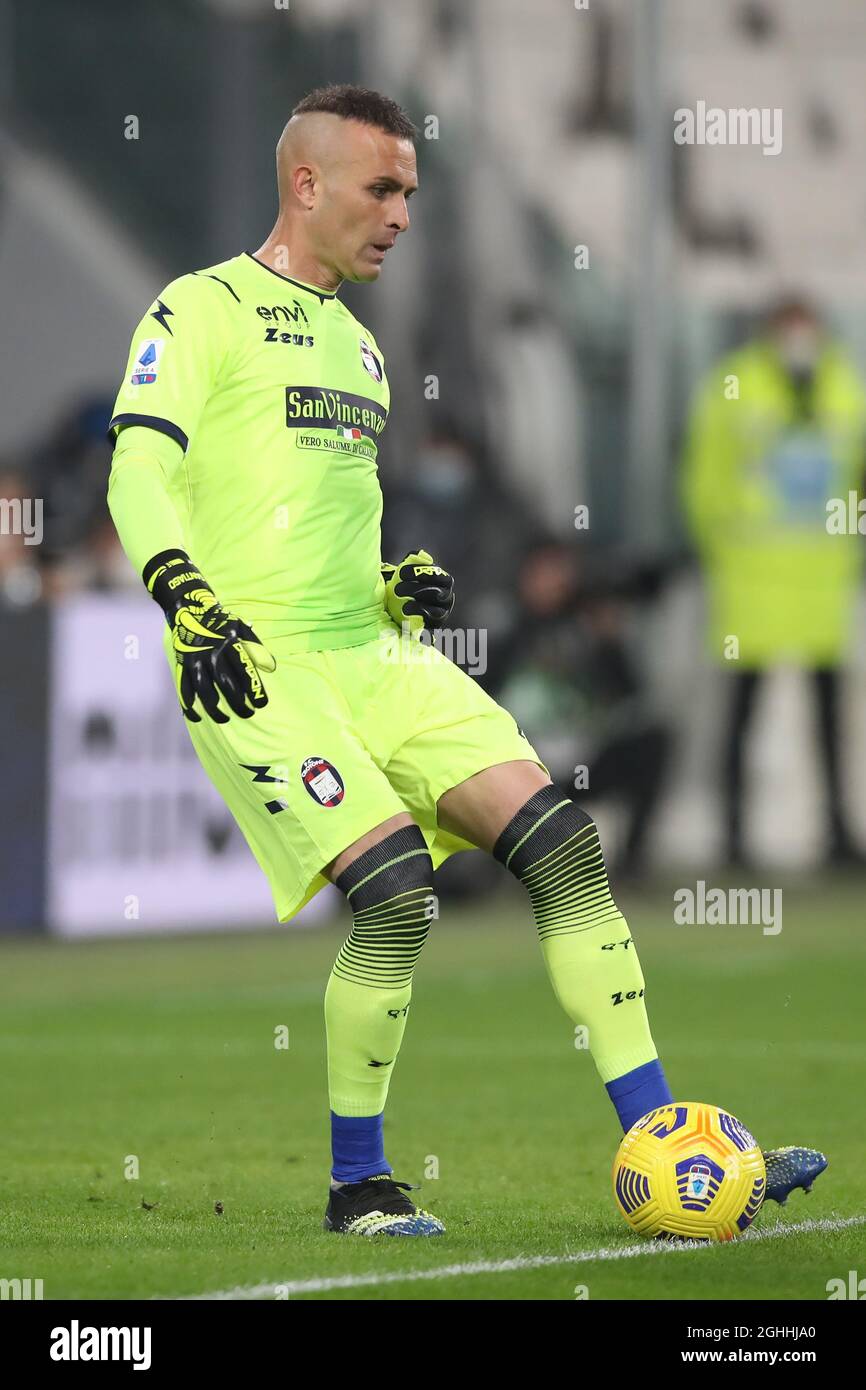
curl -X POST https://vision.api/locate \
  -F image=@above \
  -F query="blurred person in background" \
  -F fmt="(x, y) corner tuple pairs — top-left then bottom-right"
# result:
(0, 468), (43, 607)
(487, 539), (673, 881)
(30, 396), (114, 566)
(20, 395), (133, 597)
(382, 421), (532, 655)
(682, 296), (866, 868)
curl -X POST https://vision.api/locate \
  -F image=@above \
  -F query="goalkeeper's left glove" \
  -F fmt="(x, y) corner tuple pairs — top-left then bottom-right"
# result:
(381, 549), (455, 637)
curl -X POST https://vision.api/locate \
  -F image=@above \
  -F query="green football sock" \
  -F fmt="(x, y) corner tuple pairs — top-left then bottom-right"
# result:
(326, 825), (434, 1118)
(494, 787), (662, 1084)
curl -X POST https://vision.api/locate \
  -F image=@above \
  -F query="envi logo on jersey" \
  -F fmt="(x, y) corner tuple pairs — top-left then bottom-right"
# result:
(284, 387), (388, 443)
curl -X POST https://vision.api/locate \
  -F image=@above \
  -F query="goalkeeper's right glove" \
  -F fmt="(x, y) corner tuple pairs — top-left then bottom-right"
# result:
(143, 548), (276, 724)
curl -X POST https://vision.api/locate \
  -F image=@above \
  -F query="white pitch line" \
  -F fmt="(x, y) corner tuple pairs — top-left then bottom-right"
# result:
(181, 1214), (866, 1300)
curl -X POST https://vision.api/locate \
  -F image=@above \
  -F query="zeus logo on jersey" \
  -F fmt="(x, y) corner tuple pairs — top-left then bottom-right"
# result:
(263, 327), (315, 347)
(257, 302), (314, 347)
(300, 757), (345, 807)
(130, 338), (165, 385)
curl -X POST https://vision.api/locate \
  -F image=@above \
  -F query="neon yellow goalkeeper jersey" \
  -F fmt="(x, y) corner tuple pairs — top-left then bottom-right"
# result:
(110, 252), (392, 652)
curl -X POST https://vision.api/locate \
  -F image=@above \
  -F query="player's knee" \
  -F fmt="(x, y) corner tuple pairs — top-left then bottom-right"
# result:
(335, 823), (434, 911)
(493, 787), (625, 942)
(332, 825), (435, 989)
(492, 784), (599, 880)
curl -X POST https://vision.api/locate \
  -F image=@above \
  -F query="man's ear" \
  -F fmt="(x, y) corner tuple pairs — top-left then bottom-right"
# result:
(293, 163), (317, 210)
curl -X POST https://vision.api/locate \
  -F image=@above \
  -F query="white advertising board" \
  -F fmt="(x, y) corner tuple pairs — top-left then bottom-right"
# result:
(47, 595), (335, 936)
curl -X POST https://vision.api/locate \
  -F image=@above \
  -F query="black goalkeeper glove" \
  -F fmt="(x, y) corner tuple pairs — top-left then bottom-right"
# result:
(143, 548), (276, 724)
(381, 548), (455, 637)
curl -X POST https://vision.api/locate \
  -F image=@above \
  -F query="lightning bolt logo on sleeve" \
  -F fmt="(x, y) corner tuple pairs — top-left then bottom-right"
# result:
(150, 298), (175, 335)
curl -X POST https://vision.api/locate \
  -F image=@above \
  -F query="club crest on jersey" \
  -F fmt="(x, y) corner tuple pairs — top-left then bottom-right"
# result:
(130, 338), (164, 385)
(359, 338), (383, 383)
(300, 756), (345, 807)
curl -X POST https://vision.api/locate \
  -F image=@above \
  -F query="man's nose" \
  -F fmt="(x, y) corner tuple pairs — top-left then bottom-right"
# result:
(389, 197), (410, 232)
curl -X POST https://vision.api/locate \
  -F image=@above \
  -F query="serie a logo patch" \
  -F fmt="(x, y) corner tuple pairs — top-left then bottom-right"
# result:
(130, 337), (164, 385)
(300, 756), (345, 806)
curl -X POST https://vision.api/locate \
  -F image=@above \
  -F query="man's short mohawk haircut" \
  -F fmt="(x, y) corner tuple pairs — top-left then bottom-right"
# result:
(291, 84), (417, 141)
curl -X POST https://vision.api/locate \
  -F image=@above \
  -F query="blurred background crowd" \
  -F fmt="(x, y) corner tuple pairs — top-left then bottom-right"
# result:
(3, 0), (866, 930)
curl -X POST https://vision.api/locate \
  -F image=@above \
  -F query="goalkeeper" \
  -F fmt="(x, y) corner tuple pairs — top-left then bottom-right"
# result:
(107, 85), (825, 1236)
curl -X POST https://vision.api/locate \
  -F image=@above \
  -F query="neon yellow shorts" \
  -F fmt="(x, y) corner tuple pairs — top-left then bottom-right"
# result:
(171, 616), (547, 921)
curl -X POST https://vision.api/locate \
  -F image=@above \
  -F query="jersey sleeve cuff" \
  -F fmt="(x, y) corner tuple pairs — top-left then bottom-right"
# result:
(108, 413), (189, 453)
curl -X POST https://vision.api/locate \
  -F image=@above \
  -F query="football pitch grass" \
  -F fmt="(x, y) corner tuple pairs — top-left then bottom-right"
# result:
(1, 871), (864, 1301)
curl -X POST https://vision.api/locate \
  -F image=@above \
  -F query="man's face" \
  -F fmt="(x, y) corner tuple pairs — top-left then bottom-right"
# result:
(308, 123), (417, 283)
(770, 309), (823, 374)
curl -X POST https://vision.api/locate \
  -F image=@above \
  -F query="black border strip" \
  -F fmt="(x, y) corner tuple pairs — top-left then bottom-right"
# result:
(243, 251), (337, 302)
(108, 413), (190, 453)
(194, 270), (241, 303)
